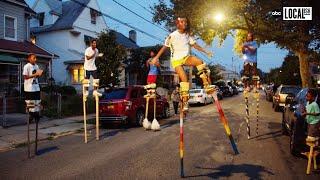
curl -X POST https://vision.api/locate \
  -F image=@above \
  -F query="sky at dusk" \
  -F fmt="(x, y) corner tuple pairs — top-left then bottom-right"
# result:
(26, 0), (288, 73)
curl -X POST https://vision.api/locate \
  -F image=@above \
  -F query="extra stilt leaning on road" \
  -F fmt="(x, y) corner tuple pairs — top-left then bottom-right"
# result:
(82, 79), (101, 143)
(25, 100), (41, 158)
(142, 83), (160, 131)
(212, 91), (240, 155)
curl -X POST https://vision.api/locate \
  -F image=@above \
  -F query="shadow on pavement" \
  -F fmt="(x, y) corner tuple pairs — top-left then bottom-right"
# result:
(186, 164), (274, 179)
(36, 146), (59, 156)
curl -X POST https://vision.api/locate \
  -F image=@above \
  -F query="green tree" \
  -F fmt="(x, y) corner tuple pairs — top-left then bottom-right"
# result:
(152, 0), (320, 87)
(265, 53), (301, 85)
(96, 30), (127, 87)
(125, 45), (170, 86)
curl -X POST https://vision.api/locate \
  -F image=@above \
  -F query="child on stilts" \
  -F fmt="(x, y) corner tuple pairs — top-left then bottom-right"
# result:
(153, 17), (214, 112)
(143, 51), (161, 130)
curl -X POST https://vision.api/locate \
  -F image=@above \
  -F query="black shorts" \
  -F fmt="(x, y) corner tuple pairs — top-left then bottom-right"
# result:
(243, 62), (257, 77)
(85, 70), (98, 79)
(25, 91), (41, 100)
(308, 123), (320, 137)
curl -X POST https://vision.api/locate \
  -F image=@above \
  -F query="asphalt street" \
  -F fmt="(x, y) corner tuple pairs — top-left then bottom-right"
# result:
(1, 92), (319, 179)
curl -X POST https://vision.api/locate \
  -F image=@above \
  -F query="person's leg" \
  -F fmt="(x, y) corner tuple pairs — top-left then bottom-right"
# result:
(83, 71), (90, 97)
(242, 63), (250, 91)
(184, 56), (213, 91)
(252, 63), (259, 90)
(173, 101), (178, 114)
(175, 65), (189, 111)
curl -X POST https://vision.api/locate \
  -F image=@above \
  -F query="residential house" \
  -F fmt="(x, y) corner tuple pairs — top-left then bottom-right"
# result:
(216, 64), (240, 81)
(30, 0), (139, 91)
(0, 0), (55, 98)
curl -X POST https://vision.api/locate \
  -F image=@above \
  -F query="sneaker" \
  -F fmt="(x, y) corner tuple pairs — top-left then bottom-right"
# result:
(183, 101), (189, 112)
(93, 90), (102, 97)
(204, 86), (215, 94)
(306, 136), (319, 142)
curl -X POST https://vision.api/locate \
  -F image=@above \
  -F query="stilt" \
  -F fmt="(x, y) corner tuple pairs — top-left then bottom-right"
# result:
(93, 79), (101, 140)
(179, 99), (185, 178)
(151, 93), (160, 131)
(27, 110), (31, 158)
(82, 79), (89, 143)
(212, 92), (239, 154)
(143, 95), (151, 130)
(35, 115), (39, 155)
(244, 91), (251, 139)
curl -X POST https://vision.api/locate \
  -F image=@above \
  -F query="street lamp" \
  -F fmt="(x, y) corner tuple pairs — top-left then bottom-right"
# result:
(213, 12), (225, 23)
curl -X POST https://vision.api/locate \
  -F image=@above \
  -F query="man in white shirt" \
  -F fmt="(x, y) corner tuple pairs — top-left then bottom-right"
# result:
(152, 17), (213, 111)
(83, 39), (101, 97)
(84, 39), (99, 79)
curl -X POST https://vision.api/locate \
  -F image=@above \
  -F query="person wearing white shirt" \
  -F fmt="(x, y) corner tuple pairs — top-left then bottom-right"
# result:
(152, 17), (213, 111)
(23, 53), (43, 124)
(84, 39), (99, 79)
(83, 39), (102, 97)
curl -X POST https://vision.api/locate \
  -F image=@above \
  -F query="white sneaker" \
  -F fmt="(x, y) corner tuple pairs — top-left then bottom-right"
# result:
(93, 90), (102, 97)
(183, 101), (189, 112)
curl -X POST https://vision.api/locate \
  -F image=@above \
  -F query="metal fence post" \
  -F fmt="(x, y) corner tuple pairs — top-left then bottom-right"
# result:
(58, 93), (62, 118)
(2, 95), (7, 127)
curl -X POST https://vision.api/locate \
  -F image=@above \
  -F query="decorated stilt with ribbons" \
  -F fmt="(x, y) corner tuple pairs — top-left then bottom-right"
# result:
(212, 91), (239, 155)
(143, 83), (160, 131)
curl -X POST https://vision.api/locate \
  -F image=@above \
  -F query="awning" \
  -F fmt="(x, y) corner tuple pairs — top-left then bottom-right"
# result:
(0, 54), (19, 64)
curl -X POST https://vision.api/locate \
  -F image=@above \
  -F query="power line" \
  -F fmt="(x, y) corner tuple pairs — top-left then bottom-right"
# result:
(70, 0), (163, 42)
(130, 0), (155, 15)
(111, 0), (168, 33)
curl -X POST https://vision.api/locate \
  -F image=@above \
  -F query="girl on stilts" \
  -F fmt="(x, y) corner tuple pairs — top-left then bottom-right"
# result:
(152, 17), (214, 111)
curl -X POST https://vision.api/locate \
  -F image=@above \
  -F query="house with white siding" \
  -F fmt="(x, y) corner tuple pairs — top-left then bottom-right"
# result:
(30, 0), (139, 91)
(0, 0), (54, 98)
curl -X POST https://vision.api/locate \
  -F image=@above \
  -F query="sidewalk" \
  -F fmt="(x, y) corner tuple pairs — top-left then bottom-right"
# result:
(0, 114), (95, 152)
(0, 101), (177, 152)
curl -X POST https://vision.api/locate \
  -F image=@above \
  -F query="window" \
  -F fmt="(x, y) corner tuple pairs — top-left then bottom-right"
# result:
(4, 15), (17, 40)
(38, 12), (45, 26)
(90, 8), (97, 24)
(72, 66), (84, 83)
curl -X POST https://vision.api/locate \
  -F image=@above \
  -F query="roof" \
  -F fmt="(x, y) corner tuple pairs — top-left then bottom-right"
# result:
(4, 0), (36, 15)
(113, 31), (139, 49)
(64, 60), (84, 64)
(0, 39), (56, 58)
(45, 0), (62, 15)
(31, 0), (90, 33)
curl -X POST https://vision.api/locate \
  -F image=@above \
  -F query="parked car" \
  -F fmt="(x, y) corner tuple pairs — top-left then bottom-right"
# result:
(99, 86), (170, 126)
(265, 85), (274, 102)
(209, 85), (223, 100)
(188, 89), (213, 105)
(238, 85), (244, 92)
(231, 86), (239, 95)
(219, 86), (233, 97)
(282, 88), (320, 155)
(272, 85), (301, 112)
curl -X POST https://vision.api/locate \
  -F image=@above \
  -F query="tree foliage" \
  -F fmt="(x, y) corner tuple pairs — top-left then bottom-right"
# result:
(96, 30), (127, 87)
(265, 53), (301, 85)
(125, 45), (171, 86)
(152, 0), (320, 87)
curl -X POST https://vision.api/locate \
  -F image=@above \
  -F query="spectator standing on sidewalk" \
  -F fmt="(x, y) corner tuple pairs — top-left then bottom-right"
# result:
(171, 85), (180, 115)
(302, 89), (320, 141)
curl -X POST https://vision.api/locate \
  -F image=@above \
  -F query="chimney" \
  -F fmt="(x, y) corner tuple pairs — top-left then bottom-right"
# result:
(129, 30), (137, 43)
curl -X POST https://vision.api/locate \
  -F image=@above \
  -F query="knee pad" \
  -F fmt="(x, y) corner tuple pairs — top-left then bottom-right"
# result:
(196, 63), (209, 75)
(26, 100), (41, 112)
(93, 79), (100, 87)
(144, 83), (157, 89)
(82, 79), (90, 87)
(180, 82), (189, 97)
(252, 76), (260, 81)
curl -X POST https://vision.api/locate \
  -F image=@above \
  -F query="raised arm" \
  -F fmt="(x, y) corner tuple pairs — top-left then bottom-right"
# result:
(192, 43), (212, 57)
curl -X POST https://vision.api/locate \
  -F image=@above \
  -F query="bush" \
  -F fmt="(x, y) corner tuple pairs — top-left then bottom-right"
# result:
(60, 86), (77, 96)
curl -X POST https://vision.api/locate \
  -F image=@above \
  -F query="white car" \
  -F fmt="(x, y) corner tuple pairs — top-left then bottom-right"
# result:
(188, 89), (213, 105)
